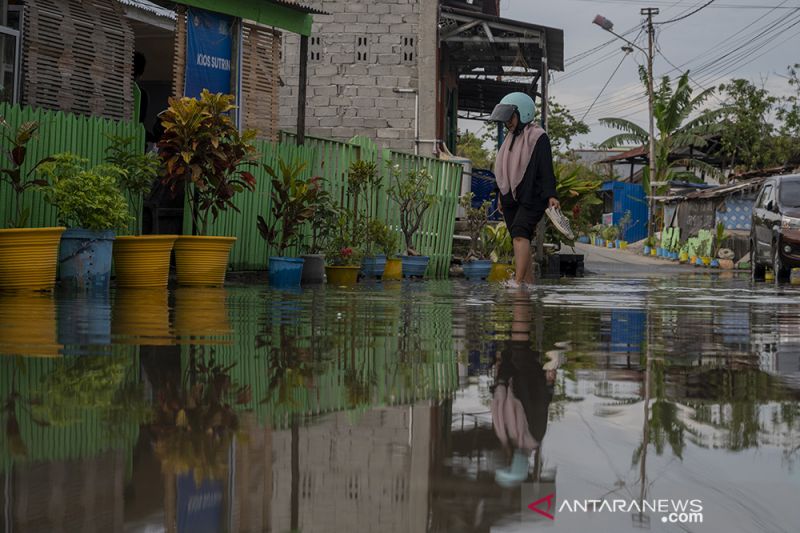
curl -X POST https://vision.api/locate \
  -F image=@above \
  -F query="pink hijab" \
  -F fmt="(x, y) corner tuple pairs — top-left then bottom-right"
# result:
(494, 124), (546, 200)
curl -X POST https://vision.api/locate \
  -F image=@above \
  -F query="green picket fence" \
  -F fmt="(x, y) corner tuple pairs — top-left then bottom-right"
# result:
(187, 133), (462, 278)
(0, 103), (146, 229)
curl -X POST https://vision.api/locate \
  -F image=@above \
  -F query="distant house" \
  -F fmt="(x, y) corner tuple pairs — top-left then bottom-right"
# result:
(279, 0), (564, 155)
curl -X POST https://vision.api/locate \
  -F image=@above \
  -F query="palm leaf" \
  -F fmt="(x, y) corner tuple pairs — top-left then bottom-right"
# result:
(598, 118), (649, 140)
(598, 135), (645, 149)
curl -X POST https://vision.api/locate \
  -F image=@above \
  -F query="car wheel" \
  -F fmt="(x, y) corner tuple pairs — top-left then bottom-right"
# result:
(773, 246), (788, 284)
(751, 241), (765, 281)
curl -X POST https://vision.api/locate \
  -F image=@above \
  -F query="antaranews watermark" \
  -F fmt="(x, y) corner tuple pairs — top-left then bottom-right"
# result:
(522, 488), (704, 525)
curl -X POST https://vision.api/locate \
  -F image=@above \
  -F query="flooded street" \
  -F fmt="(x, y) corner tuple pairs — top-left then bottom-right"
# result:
(1, 275), (799, 532)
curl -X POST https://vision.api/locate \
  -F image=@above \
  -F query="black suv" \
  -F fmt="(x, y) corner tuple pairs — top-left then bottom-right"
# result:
(751, 174), (800, 281)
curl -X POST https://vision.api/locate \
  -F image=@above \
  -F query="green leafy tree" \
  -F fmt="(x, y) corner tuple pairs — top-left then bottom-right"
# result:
(600, 70), (723, 195)
(547, 99), (590, 153)
(776, 64), (800, 165)
(717, 78), (779, 172)
(456, 129), (494, 169)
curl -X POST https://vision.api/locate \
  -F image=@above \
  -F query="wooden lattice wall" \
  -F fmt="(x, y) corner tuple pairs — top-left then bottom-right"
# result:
(241, 23), (282, 141)
(21, 0), (134, 121)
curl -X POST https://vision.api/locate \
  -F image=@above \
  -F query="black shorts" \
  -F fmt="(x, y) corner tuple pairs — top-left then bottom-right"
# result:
(502, 197), (547, 240)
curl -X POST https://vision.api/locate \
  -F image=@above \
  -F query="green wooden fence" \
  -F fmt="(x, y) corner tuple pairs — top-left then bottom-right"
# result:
(0, 103), (146, 229)
(187, 133), (462, 278)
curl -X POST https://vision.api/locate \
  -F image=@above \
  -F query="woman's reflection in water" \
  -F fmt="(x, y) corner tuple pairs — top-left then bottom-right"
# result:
(491, 289), (558, 487)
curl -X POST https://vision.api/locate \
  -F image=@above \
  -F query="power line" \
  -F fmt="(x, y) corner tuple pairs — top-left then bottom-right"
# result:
(581, 51), (633, 121)
(655, 0), (715, 24)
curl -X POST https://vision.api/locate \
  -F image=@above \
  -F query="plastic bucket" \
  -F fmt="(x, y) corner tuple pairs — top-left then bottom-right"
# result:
(268, 257), (305, 287)
(59, 228), (115, 291)
(401, 255), (429, 278)
(463, 259), (492, 280)
(643, 246), (651, 256)
(361, 255), (387, 279)
(301, 254), (325, 284)
(383, 258), (403, 281)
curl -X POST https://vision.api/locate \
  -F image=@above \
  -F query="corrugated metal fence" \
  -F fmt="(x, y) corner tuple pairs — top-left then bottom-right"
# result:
(0, 103), (146, 229)
(189, 133), (462, 278)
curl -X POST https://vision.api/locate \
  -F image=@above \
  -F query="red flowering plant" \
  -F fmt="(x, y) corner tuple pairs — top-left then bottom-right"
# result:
(158, 90), (257, 235)
(325, 210), (365, 266)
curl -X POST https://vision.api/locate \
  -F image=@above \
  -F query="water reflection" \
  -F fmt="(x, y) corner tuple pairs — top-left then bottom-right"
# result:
(0, 279), (798, 531)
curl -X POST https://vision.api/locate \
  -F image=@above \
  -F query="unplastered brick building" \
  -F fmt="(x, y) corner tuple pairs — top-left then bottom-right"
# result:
(280, 0), (428, 154)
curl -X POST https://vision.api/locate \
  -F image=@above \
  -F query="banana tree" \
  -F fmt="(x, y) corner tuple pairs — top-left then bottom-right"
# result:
(599, 70), (724, 197)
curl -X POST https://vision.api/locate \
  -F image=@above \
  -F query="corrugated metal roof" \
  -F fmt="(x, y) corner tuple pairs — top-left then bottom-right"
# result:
(268, 0), (329, 16)
(118, 0), (176, 20)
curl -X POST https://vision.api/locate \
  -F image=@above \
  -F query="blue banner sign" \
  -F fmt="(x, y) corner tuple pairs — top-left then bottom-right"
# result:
(176, 471), (224, 533)
(185, 7), (234, 98)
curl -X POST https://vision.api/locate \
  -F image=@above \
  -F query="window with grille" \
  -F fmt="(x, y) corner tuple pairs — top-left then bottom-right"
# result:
(402, 36), (415, 64)
(355, 35), (369, 62)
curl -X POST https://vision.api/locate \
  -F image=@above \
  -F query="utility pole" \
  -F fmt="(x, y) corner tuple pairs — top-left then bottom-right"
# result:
(642, 7), (659, 238)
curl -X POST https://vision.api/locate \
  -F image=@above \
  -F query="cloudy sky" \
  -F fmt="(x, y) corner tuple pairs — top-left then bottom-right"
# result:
(463, 0), (800, 148)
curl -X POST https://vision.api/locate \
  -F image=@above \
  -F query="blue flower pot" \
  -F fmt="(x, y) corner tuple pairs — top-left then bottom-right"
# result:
(57, 292), (111, 352)
(268, 256), (305, 287)
(401, 255), (429, 278)
(643, 246), (651, 256)
(578, 235), (590, 244)
(710, 259), (720, 268)
(58, 228), (115, 291)
(360, 255), (387, 279)
(462, 259), (492, 281)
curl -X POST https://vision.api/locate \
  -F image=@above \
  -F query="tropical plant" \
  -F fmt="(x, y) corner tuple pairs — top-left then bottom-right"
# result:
(39, 154), (131, 231)
(599, 71), (723, 199)
(0, 120), (51, 228)
(366, 218), (400, 257)
(105, 135), (160, 234)
(325, 210), (365, 266)
(460, 192), (491, 260)
(550, 161), (603, 245)
(257, 159), (323, 256)
(303, 188), (339, 255)
(158, 90), (257, 235)
(485, 222), (513, 264)
(602, 225), (619, 243)
(618, 210), (632, 241)
(347, 159), (380, 222)
(387, 163), (436, 255)
(714, 221), (729, 257)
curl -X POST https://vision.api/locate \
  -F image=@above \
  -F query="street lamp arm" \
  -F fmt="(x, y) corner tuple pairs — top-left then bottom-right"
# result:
(603, 28), (645, 54)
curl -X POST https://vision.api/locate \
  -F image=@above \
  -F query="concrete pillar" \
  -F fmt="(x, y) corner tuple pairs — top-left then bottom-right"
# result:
(417, 0), (439, 157)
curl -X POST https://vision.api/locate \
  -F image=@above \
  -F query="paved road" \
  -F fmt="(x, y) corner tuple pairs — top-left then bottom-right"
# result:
(566, 242), (726, 277)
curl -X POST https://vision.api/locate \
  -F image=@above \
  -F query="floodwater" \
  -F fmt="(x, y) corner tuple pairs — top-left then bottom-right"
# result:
(1, 276), (799, 533)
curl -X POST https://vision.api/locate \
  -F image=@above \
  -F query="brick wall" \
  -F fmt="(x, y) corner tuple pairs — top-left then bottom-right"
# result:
(280, 0), (421, 153)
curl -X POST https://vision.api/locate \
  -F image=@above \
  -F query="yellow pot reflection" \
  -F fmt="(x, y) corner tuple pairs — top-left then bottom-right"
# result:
(488, 262), (514, 282)
(112, 288), (173, 345)
(173, 287), (232, 341)
(0, 292), (62, 357)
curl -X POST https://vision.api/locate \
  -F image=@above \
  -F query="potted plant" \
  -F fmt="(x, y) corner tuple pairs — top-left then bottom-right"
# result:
(643, 235), (656, 256)
(485, 222), (514, 282)
(459, 192), (493, 280)
(39, 154), (130, 291)
(301, 189), (338, 284)
(346, 159), (388, 278)
(257, 159), (323, 287)
(362, 218), (398, 279)
(158, 90), (257, 287)
(387, 163), (436, 278)
(105, 135), (177, 288)
(0, 119), (65, 291)
(325, 210), (364, 285)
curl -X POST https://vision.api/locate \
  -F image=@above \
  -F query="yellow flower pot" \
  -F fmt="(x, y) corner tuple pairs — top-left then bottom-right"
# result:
(113, 235), (177, 288)
(174, 235), (235, 287)
(0, 291), (61, 357)
(0, 227), (65, 291)
(382, 258), (403, 281)
(326, 265), (360, 285)
(679, 251), (689, 263)
(701, 256), (711, 266)
(650, 248), (657, 256)
(112, 288), (173, 345)
(488, 262), (514, 282)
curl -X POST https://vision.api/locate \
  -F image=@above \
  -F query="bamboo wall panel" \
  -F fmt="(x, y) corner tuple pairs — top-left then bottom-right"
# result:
(22, 0), (134, 121)
(242, 23), (282, 141)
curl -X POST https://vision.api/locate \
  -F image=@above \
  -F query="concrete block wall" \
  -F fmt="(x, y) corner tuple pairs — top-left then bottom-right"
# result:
(280, 0), (421, 153)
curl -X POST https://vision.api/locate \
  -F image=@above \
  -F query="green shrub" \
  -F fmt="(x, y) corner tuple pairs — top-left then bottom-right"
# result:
(40, 154), (131, 231)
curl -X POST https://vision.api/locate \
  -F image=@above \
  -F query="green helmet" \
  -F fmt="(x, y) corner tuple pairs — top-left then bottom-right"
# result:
(489, 92), (537, 125)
